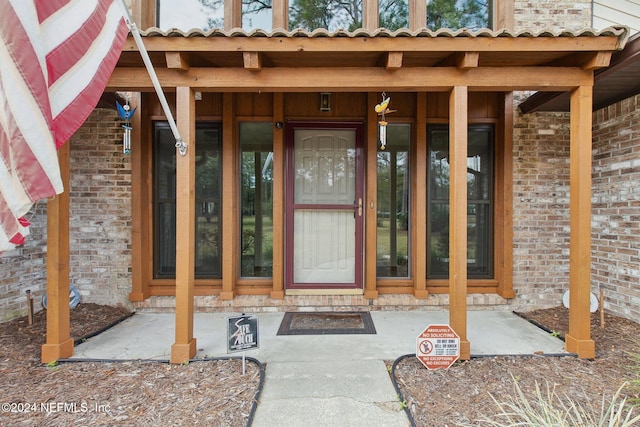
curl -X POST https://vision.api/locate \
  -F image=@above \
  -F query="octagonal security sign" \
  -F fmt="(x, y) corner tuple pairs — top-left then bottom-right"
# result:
(416, 324), (460, 370)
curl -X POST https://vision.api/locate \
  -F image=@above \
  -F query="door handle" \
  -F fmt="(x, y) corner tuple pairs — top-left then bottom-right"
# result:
(357, 198), (362, 217)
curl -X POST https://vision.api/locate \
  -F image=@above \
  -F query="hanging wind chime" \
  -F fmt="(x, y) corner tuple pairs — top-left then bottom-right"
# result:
(116, 99), (137, 154)
(375, 92), (395, 150)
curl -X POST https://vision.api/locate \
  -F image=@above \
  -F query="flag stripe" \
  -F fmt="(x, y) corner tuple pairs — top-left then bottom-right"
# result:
(0, 0), (127, 251)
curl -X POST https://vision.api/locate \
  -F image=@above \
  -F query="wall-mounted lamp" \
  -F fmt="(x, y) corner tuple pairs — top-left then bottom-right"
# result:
(320, 92), (331, 112)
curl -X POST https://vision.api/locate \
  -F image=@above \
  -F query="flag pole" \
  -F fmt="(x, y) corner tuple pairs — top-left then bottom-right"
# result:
(116, 0), (187, 156)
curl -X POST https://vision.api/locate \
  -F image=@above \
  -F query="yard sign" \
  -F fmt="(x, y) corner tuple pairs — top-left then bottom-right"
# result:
(227, 314), (259, 353)
(416, 324), (460, 370)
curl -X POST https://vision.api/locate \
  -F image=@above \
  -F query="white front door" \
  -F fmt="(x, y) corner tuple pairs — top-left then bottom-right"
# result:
(285, 123), (364, 290)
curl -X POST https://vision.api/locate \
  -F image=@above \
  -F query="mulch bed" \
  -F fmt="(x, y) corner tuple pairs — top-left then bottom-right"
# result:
(0, 304), (260, 426)
(393, 306), (640, 426)
(1, 303), (638, 426)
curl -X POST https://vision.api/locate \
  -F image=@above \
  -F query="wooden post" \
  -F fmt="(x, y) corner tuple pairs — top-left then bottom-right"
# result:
(566, 85), (595, 359)
(363, 0), (379, 31)
(365, 92), (379, 299)
(449, 86), (470, 360)
(413, 93), (428, 298)
(171, 86), (197, 364)
(220, 93), (237, 300)
(41, 142), (74, 363)
(224, 0), (242, 30)
(271, 93), (285, 298)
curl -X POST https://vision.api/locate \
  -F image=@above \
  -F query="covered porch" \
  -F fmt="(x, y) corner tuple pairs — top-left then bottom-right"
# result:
(42, 25), (628, 363)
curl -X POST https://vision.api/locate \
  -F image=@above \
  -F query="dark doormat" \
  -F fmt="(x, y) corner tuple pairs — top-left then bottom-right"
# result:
(277, 311), (376, 335)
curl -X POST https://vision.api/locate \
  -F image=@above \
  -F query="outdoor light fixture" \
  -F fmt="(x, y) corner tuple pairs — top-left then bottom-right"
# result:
(375, 92), (395, 150)
(320, 92), (331, 111)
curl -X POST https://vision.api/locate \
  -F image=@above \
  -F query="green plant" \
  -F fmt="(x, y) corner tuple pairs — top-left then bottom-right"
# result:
(46, 360), (58, 368)
(477, 375), (640, 427)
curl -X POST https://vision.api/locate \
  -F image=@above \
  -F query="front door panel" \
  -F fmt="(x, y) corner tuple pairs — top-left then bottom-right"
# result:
(286, 124), (363, 290)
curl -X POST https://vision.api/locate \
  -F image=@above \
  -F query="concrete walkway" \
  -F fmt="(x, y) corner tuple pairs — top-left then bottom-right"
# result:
(71, 310), (566, 426)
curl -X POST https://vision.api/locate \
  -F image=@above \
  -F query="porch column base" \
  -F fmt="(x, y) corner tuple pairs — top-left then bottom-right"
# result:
(413, 289), (428, 299)
(129, 291), (146, 302)
(459, 340), (471, 361)
(41, 338), (74, 364)
(364, 290), (378, 299)
(565, 335), (595, 359)
(270, 290), (284, 299)
(171, 339), (197, 364)
(219, 291), (235, 300)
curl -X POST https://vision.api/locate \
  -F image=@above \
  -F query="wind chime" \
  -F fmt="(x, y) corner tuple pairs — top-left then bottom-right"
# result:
(116, 99), (137, 154)
(375, 92), (395, 150)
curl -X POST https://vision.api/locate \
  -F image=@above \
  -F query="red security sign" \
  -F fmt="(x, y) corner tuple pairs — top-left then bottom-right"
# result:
(416, 324), (460, 370)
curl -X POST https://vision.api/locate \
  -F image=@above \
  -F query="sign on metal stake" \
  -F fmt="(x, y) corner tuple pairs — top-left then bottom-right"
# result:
(416, 324), (460, 370)
(227, 314), (259, 375)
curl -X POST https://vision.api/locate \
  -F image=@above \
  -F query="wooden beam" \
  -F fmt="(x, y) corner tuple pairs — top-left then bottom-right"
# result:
(449, 86), (470, 360)
(171, 86), (197, 364)
(271, 93), (285, 299)
(165, 52), (190, 71)
(581, 51), (613, 70)
(385, 52), (403, 70)
(566, 85), (595, 359)
(108, 66), (594, 92)
(436, 52), (479, 69)
(365, 92), (379, 299)
(41, 142), (73, 363)
(220, 93), (237, 300)
(546, 51), (613, 70)
(120, 35), (624, 53)
(413, 92), (427, 298)
(243, 52), (262, 71)
(409, 0), (426, 30)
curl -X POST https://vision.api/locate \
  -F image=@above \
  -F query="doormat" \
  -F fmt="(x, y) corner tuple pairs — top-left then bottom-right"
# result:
(277, 311), (376, 335)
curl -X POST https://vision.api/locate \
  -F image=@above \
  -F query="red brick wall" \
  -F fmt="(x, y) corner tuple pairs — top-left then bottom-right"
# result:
(592, 94), (640, 322)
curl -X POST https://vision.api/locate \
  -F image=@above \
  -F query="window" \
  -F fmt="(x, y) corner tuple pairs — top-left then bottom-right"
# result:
(240, 123), (274, 277)
(243, 0), (273, 31)
(427, 125), (493, 278)
(153, 122), (222, 278)
(289, 0), (362, 31)
(427, 0), (492, 31)
(377, 124), (411, 277)
(156, 0), (223, 31)
(380, 0), (409, 30)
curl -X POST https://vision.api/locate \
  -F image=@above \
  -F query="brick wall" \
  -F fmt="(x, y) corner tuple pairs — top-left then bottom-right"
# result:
(0, 108), (132, 321)
(68, 108), (133, 307)
(0, 204), (48, 321)
(592, 94), (640, 322)
(512, 108), (573, 309)
(514, 1), (591, 31)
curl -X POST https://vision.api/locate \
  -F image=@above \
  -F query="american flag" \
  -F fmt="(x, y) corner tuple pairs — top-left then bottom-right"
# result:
(0, 0), (128, 252)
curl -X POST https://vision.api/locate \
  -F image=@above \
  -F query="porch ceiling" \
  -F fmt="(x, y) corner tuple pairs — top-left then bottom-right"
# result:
(520, 32), (640, 112)
(107, 27), (629, 93)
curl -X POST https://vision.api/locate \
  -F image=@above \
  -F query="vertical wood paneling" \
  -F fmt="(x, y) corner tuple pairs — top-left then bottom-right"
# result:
(221, 93), (237, 300)
(271, 93), (285, 298)
(413, 93), (428, 298)
(365, 92), (379, 298)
